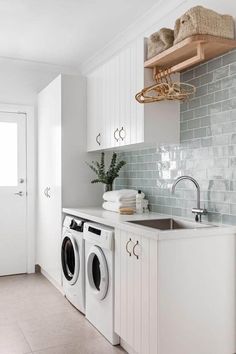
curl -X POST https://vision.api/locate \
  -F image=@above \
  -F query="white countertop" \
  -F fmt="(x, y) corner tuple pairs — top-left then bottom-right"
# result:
(63, 207), (236, 241)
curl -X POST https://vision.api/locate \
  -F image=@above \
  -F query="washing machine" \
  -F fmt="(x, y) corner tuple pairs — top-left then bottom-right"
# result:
(84, 222), (119, 345)
(61, 216), (86, 314)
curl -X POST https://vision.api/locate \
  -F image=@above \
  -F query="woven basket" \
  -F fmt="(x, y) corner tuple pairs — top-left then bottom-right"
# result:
(174, 6), (235, 45)
(147, 28), (174, 59)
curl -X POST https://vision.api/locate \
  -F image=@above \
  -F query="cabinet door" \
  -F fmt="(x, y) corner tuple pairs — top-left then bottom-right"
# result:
(87, 69), (103, 151)
(118, 46), (131, 147)
(37, 76), (62, 285)
(116, 40), (144, 147)
(87, 39), (145, 151)
(112, 55), (121, 147)
(140, 235), (158, 354)
(115, 229), (138, 344)
(115, 229), (158, 354)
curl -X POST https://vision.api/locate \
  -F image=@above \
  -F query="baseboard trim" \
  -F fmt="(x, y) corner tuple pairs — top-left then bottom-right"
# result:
(40, 268), (64, 295)
(120, 339), (137, 354)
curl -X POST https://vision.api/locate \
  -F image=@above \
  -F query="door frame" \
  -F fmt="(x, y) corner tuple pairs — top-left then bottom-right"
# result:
(0, 103), (35, 273)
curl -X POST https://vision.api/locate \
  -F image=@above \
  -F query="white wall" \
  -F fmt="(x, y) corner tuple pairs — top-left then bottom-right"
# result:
(0, 57), (80, 273)
(0, 57), (78, 105)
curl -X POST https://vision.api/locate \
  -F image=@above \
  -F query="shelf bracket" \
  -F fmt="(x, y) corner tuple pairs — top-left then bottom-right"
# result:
(152, 42), (206, 80)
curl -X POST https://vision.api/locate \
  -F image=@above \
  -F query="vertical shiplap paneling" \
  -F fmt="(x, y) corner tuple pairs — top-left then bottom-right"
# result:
(109, 55), (116, 148)
(141, 235), (150, 354)
(136, 37), (144, 143)
(130, 41), (137, 145)
(119, 48), (125, 147)
(126, 232), (134, 347)
(125, 45), (131, 146)
(120, 230), (129, 341)
(114, 54), (120, 148)
(114, 228), (121, 335)
(105, 59), (111, 148)
(149, 238), (158, 354)
(133, 233), (142, 353)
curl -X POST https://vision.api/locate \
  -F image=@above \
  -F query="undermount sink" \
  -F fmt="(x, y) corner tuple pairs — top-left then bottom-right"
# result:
(127, 218), (211, 231)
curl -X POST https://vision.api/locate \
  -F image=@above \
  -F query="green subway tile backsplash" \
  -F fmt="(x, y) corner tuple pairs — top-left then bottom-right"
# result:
(115, 49), (236, 225)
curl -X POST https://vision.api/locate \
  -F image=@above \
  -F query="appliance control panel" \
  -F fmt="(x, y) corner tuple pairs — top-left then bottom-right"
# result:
(63, 216), (85, 232)
(83, 222), (114, 250)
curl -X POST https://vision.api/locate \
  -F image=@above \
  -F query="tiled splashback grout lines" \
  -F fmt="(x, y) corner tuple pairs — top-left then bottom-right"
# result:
(115, 49), (236, 225)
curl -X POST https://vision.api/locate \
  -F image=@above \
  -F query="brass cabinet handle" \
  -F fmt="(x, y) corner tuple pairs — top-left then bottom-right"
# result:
(133, 240), (139, 259)
(119, 127), (126, 141)
(126, 238), (132, 256)
(96, 133), (101, 146)
(114, 128), (119, 142)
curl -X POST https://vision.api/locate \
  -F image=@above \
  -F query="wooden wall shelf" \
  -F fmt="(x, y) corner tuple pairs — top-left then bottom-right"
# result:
(144, 35), (236, 75)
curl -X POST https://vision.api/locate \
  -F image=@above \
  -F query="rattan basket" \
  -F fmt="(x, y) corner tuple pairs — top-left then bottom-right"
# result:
(147, 28), (174, 59)
(174, 6), (235, 45)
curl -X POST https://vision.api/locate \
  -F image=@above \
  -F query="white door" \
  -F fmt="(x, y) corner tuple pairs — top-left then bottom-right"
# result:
(0, 112), (27, 276)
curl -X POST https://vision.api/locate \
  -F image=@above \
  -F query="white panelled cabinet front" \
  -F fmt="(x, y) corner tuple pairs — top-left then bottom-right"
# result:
(87, 38), (179, 152)
(115, 228), (158, 354)
(115, 228), (236, 354)
(86, 39), (144, 152)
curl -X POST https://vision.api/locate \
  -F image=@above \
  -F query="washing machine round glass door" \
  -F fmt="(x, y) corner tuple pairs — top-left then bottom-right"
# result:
(61, 233), (80, 285)
(87, 245), (108, 300)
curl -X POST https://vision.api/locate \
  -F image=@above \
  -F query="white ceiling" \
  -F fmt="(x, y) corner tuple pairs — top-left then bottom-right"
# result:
(0, 0), (158, 68)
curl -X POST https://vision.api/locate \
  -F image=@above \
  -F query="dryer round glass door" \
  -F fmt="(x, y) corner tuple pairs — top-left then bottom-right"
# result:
(61, 234), (80, 285)
(87, 245), (108, 300)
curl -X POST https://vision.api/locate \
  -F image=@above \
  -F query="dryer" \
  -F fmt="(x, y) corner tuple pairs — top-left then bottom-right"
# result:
(84, 222), (119, 345)
(61, 216), (86, 314)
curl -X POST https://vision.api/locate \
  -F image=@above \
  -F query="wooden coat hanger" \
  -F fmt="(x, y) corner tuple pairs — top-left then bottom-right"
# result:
(135, 68), (196, 104)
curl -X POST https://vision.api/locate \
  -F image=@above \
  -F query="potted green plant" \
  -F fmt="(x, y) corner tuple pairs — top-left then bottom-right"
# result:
(87, 152), (126, 192)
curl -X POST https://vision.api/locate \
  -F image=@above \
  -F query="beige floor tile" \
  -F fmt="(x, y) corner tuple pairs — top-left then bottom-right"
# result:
(32, 337), (125, 354)
(0, 324), (31, 354)
(0, 275), (75, 325)
(0, 274), (125, 354)
(19, 311), (101, 351)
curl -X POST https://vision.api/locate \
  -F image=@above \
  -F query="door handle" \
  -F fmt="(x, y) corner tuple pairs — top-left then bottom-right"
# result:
(133, 240), (139, 260)
(119, 127), (126, 141)
(44, 187), (51, 198)
(14, 191), (24, 197)
(126, 238), (132, 257)
(114, 128), (119, 142)
(96, 133), (101, 146)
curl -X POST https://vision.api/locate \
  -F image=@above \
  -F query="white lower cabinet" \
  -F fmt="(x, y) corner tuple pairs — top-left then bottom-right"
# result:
(115, 228), (158, 354)
(115, 228), (236, 354)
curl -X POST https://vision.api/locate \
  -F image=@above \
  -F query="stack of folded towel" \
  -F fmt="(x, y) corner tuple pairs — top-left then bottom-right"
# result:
(102, 189), (144, 213)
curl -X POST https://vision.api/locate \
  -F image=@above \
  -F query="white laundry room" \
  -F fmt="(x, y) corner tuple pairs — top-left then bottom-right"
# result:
(0, 1), (236, 354)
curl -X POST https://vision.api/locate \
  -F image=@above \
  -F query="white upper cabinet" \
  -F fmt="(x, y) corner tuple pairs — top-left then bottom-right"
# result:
(87, 38), (180, 151)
